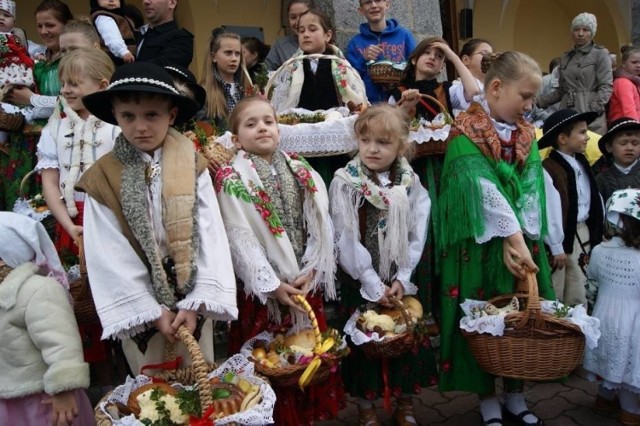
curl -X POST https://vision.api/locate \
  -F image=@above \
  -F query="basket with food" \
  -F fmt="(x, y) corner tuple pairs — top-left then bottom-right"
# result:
(261, 52), (367, 157)
(405, 94), (453, 158)
(95, 328), (276, 425)
(460, 270), (598, 381)
(343, 296), (430, 359)
(366, 60), (406, 85)
(13, 168), (56, 240)
(240, 295), (350, 388)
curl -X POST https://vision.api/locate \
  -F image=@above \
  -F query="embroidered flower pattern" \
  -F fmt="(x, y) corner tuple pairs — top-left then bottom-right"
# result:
(217, 166), (286, 237)
(286, 152), (318, 194)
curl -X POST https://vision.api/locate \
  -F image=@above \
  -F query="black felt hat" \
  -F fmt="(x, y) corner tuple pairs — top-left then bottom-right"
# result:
(598, 117), (640, 157)
(164, 65), (207, 111)
(82, 62), (200, 126)
(538, 108), (598, 149)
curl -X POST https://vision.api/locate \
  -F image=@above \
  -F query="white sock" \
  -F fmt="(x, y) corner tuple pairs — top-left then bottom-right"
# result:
(480, 396), (502, 425)
(358, 398), (373, 409)
(619, 389), (640, 414)
(505, 392), (539, 424)
(598, 384), (617, 401)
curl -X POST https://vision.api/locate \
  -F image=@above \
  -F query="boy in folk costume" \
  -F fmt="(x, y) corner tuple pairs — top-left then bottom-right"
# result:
(75, 62), (237, 374)
(539, 109), (604, 308)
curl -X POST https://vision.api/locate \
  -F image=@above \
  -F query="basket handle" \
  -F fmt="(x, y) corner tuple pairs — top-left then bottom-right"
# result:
(397, 91), (454, 125)
(389, 296), (415, 333)
(18, 168), (38, 199)
(173, 325), (213, 414)
(264, 53), (359, 100)
(292, 295), (323, 351)
(515, 269), (544, 330)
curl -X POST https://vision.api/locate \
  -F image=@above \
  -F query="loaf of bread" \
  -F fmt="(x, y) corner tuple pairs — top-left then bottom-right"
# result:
(210, 382), (245, 417)
(378, 296), (423, 324)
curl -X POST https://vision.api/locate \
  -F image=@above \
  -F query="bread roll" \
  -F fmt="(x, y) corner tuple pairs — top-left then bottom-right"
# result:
(283, 329), (316, 350)
(210, 382), (245, 416)
(379, 296), (423, 324)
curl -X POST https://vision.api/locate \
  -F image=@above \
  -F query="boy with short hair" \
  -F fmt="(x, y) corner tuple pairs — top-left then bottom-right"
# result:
(595, 117), (640, 203)
(346, 0), (416, 103)
(539, 109), (604, 307)
(76, 62), (237, 374)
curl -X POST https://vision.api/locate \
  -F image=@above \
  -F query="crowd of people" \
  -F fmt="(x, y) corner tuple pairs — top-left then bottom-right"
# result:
(0, 0), (639, 425)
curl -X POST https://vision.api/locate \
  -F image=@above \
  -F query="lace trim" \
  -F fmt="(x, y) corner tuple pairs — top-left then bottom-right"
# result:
(29, 94), (57, 108)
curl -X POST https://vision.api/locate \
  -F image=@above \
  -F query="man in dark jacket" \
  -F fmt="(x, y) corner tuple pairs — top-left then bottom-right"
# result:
(136, 0), (193, 67)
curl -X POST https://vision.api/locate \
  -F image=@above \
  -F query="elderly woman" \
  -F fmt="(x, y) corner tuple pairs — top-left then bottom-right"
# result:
(538, 12), (613, 134)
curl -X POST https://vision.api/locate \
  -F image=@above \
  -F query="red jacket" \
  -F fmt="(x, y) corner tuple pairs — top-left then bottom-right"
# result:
(608, 76), (640, 124)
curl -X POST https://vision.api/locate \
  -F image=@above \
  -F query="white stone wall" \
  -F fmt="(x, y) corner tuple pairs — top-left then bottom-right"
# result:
(315, 0), (443, 51)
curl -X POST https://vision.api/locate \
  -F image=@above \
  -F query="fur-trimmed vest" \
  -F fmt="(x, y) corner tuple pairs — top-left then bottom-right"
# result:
(91, 10), (137, 59)
(543, 150), (603, 253)
(75, 145), (208, 272)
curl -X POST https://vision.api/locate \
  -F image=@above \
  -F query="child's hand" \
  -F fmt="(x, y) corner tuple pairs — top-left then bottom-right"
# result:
(154, 308), (177, 343)
(173, 309), (198, 335)
(503, 232), (539, 278)
(399, 89), (421, 107)
(291, 270), (316, 294)
(122, 52), (135, 63)
(272, 282), (305, 313)
(64, 225), (83, 245)
(43, 390), (78, 426)
(551, 253), (567, 270)
(430, 41), (455, 59)
(5, 85), (35, 106)
(364, 44), (383, 61)
(386, 280), (405, 301)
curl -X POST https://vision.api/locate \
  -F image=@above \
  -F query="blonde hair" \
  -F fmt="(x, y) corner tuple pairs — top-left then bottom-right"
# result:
(354, 104), (414, 160)
(58, 48), (114, 84)
(200, 32), (247, 121)
(61, 18), (100, 45)
(481, 51), (541, 87)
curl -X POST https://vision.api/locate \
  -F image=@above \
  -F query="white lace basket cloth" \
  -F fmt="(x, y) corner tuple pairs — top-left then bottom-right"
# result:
(459, 299), (600, 349)
(410, 113), (452, 145)
(214, 107), (359, 157)
(98, 354), (276, 425)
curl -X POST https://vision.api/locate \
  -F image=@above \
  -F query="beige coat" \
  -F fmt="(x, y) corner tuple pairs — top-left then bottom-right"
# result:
(539, 41), (613, 134)
(0, 263), (89, 398)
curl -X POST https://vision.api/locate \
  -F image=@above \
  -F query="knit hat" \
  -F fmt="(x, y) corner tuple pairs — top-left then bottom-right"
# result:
(598, 117), (640, 157)
(0, 0), (15, 17)
(538, 108), (598, 149)
(572, 12), (597, 37)
(0, 212), (68, 287)
(605, 188), (640, 230)
(82, 62), (200, 126)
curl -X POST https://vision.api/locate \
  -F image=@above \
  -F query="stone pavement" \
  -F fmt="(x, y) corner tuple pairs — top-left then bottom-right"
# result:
(317, 368), (622, 425)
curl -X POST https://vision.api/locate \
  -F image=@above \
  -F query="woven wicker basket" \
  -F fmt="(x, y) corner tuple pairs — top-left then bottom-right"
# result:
(462, 271), (585, 381)
(68, 235), (99, 325)
(95, 325), (216, 425)
(0, 109), (24, 131)
(252, 295), (347, 388)
(367, 61), (404, 85)
(406, 94), (453, 158)
(360, 296), (419, 359)
(16, 169), (56, 240)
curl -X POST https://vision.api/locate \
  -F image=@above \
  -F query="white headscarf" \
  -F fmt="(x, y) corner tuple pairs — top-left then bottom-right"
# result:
(0, 212), (68, 287)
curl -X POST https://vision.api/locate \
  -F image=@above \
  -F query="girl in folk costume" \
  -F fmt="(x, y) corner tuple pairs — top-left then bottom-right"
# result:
(331, 104), (437, 426)
(76, 62), (238, 375)
(200, 30), (247, 131)
(0, 212), (94, 425)
(270, 8), (367, 185)
(608, 45), (640, 124)
(36, 49), (118, 375)
(37, 48), (117, 256)
(215, 97), (342, 425)
(270, 8), (367, 113)
(583, 189), (640, 424)
(90, 0), (136, 65)
(437, 52), (556, 426)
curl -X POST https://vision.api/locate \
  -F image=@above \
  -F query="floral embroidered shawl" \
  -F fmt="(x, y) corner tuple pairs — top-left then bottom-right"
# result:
(215, 150), (336, 317)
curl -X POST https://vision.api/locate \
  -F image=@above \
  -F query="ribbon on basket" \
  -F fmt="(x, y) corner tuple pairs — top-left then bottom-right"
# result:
(140, 357), (184, 383)
(293, 295), (336, 389)
(382, 359), (392, 413)
(189, 405), (216, 426)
